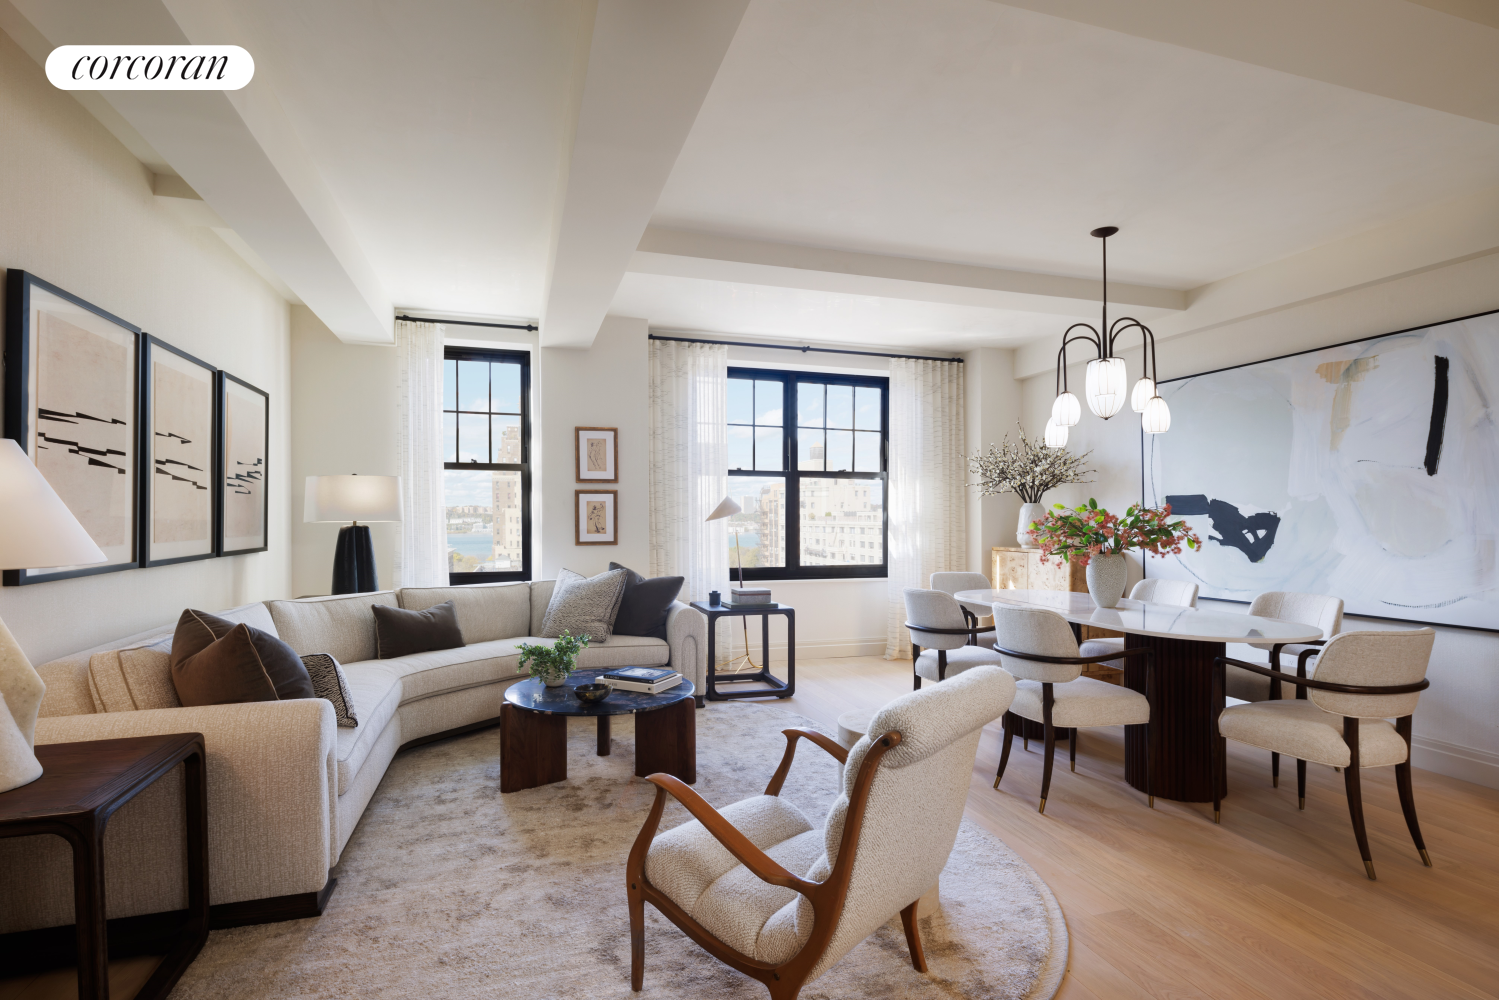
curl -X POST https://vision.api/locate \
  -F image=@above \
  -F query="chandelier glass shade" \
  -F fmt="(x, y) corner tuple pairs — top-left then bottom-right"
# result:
(1050, 391), (1081, 428)
(1050, 226), (1172, 437)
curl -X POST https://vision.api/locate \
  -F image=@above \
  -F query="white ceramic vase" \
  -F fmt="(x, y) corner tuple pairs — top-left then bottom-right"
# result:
(0, 618), (46, 793)
(543, 672), (569, 688)
(1017, 502), (1046, 549)
(1085, 553), (1128, 609)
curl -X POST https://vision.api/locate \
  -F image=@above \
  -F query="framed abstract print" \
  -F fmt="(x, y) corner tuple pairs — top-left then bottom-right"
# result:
(575, 426), (617, 482)
(142, 336), (217, 566)
(3, 270), (141, 585)
(575, 489), (617, 545)
(218, 372), (269, 555)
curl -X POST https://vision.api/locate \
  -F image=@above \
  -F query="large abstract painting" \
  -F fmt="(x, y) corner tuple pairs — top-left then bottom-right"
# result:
(143, 336), (216, 565)
(218, 372), (268, 555)
(1145, 309), (1499, 630)
(4, 271), (140, 584)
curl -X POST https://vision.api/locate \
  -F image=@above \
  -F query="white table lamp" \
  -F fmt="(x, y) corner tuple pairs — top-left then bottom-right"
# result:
(0, 439), (107, 793)
(304, 474), (402, 594)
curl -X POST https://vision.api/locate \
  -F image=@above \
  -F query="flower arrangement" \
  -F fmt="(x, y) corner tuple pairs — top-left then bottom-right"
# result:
(1031, 499), (1201, 566)
(969, 423), (1094, 503)
(517, 629), (590, 685)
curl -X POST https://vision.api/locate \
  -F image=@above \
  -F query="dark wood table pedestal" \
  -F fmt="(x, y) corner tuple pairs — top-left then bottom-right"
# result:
(1122, 633), (1227, 803)
(0, 734), (209, 1000)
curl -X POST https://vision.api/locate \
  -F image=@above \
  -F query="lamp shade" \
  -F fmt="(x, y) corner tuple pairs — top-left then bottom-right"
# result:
(1130, 377), (1156, 413)
(1085, 357), (1128, 419)
(1141, 395), (1172, 434)
(705, 496), (742, 522)
(1050, 391), (1081, 428)
(1043, 418), (1069, 449)
(304, 475), (403, 523)
(0, 439), (106, 570)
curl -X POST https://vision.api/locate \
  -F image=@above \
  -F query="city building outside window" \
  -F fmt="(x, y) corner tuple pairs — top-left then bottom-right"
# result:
(443, 348), (531, 582)
(726, 367), (887, 580)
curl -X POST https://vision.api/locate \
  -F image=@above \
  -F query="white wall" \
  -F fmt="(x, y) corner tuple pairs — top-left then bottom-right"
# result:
(1021, 251), (1499, 788)
(964, 346), (1022, 574)
(289, 306), (399, 597)
(0, 31), (292, 664)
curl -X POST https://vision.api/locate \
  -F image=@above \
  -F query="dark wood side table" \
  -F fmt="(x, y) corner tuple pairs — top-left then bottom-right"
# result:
(689, 601), (795, 701)
(0, 734), (209, 1000)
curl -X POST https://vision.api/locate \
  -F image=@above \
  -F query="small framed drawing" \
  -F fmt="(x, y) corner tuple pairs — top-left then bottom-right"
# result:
(3, 270), (141, 585)
(141, 336), (217, 566)
(218, 372), (269, 555)
(575, 489), (617, 545)
(575, 426), (617, 482)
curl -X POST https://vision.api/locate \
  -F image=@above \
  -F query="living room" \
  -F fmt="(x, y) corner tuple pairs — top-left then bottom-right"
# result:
(1, 2), (1497, 999)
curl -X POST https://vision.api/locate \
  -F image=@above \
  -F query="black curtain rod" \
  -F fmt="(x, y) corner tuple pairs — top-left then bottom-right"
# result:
(647, 333), (963, 363)
(397, 314), (538, 332)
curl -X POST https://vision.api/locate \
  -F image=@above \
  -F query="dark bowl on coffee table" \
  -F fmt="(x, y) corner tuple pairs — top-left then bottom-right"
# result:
(574, 682), (612, 705)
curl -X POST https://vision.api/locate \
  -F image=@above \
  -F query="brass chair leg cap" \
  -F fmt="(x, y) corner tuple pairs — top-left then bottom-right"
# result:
(1272, 776), (1279, 788)
(1213, 809), (1221, 824)
(1298, 797), (1305, 810)
(1148, 795), (1154, 808)
(1419, 849), (1433, 867)
(992, 777), (1001, 790)
(1070, 761), (1076, 772)
(1037, 798), (1047, 814)
(1364, 860), (1377, 880)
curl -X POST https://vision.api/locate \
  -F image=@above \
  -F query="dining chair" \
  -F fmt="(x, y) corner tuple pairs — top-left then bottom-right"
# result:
(1212, 628), (1434, 879)
(903, 588), (1003, 690)
(1238, 591), (1344, 787)
(1077, 578), (1199, 669)
(626, 665), (1017, 999)
(990, 604), (1154, 813)
(929, 571), (998, 648)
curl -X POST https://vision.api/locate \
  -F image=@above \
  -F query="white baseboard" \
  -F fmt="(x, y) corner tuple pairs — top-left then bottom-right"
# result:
(1410, 735), (1499, 790)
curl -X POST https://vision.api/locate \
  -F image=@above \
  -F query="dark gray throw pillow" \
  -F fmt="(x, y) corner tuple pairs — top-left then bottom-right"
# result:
(171, 608), (315, 701)
(609, 563), (684, 641)
(540, 567), (628, 640)
(373, 600), (465, 659)
(302, 653), (358, 727)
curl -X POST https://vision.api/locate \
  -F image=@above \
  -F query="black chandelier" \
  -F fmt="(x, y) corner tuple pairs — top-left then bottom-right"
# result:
(1046, 226), (1170, 447)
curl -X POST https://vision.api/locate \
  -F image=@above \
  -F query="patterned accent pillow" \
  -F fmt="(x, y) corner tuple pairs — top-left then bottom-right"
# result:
(540, 567), (628, 641)
(301, 653), (358, 728)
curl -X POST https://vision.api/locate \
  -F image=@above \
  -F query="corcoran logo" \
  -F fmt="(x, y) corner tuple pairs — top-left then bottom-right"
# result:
(46, 45), (254, 91)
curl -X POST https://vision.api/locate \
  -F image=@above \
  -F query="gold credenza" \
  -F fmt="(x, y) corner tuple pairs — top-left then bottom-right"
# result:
(991, 546), (1122, 685)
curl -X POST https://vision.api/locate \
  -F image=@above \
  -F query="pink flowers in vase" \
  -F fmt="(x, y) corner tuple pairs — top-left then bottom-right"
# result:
(1031, 498), (1201, 567)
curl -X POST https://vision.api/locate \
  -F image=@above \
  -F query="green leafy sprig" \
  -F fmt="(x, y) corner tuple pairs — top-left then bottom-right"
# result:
(1030, 498), (1201, 567)
(517, 629), (590, 683)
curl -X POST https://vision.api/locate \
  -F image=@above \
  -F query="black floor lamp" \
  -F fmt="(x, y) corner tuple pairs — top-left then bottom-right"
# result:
(304, 474), (402, 594)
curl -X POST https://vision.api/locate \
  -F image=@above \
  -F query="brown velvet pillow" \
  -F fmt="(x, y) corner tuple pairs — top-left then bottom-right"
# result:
(171, 609), (315, 701)
(372, 600), (465, 659)
(172, 624), (280, 707)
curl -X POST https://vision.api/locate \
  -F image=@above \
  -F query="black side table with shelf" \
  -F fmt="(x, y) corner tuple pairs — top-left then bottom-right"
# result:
(689, 601), (795, 701)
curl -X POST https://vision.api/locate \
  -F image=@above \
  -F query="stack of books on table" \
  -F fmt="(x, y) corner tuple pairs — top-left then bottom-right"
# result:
(600, 666), (683, 695)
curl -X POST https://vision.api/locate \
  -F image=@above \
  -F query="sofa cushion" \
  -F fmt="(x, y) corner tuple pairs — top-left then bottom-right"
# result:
(540, 567), (628, 640)
(374, 601), (465, 659)
(267, 591), (398, 664)
(172, 610), (315, 701)
(355, 639), (526, 706)
(609, 563), (684, 641)
(398, 583), (530, 643)
(576, 634), (671, 670)
(87, 640), (178, 713)
(530, 580), (556, 636)
(335, 663), (403, 796)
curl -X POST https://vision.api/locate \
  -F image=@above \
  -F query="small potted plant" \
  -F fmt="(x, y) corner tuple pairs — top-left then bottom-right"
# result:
(1031, 499), (1201, 608)
(517, 629), (590, 687)
(970, 423), (1095, 548)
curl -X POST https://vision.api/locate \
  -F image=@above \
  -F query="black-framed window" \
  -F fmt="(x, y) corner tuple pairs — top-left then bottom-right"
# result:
(443, 348), (531, 582)
(727, 368), (887, 580)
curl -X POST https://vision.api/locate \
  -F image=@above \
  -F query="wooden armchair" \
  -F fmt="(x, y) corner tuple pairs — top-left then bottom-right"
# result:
(626, 665), (1017, 1000)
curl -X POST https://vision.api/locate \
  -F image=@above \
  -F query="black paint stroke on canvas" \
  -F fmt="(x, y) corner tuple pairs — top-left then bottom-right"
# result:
(1424, 355), (1448, 476)
(1165, 494), (1281, 563)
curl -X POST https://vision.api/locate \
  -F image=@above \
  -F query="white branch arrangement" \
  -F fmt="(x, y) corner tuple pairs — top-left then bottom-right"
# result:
(970, 423), (1095, 504)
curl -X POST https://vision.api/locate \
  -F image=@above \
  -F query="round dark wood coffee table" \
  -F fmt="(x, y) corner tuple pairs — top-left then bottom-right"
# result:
(500, 669), (696, 793)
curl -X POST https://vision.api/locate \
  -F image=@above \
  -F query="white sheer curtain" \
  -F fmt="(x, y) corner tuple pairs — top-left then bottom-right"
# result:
(395, 318), (448, 588)
(648, 339), (729, 605)
(885, 358), (967, 659)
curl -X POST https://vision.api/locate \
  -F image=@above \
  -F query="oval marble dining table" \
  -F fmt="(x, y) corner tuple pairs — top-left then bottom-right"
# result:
(954, 588), (1324, 803)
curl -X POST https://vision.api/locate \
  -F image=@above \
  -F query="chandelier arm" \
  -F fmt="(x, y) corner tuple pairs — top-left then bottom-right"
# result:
(1054, 324), (1101, 395)
(1107, 318), (1158, 383)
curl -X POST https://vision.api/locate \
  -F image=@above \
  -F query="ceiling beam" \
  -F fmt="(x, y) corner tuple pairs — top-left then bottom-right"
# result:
(631, 227), (1185, 319)
(990, 0), (1499, 126)
(7, 0), (394, 344)
(539, 0), (751, 348)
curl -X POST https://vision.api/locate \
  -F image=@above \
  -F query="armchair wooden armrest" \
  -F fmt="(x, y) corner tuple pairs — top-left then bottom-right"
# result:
(993, 644), (1154, 667)
(765, 727), (847, 796)
(904, 622), (996, 639)
(1215, 655), (1429, 695)
(1268, 640), (1326, 700)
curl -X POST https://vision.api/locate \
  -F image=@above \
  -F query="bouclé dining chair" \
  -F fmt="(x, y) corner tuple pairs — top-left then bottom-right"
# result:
(903, 588), (1004, 689)
(990, 604), (1154, 813)
(626, 665), (1017, 999)
(1077, 578), (1199, 669)
(929, 572), (999, 648)
(1213, 628), (1434, 879)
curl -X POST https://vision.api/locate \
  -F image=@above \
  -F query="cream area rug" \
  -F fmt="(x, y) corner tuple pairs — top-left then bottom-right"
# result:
(169, 702), (1067, 1000)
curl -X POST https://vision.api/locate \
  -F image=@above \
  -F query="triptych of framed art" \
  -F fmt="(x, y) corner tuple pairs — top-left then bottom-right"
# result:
(3, 270), (269, 585)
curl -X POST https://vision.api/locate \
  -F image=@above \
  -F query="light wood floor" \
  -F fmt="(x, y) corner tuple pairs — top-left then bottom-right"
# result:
(7, 654), (1497, 999)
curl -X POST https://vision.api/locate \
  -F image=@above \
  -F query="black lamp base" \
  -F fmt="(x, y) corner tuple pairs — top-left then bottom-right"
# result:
(331, 524), (378, 594)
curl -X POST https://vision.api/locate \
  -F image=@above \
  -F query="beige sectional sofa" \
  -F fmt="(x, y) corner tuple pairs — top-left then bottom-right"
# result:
(0, 580), (705, 937)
